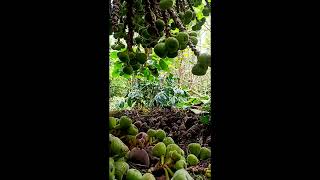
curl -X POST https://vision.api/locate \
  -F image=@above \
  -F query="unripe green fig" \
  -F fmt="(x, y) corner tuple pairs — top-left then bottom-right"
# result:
(202, 7), (210, 16)
(175, 160), (187, 170)
(199, 147), (211, 160)
(117, 52), (129, 63)
(184, 10), (193, 20)
(109, 117), (118, 129)
(114, 161), (129, 180)
(123, 65), (134, 75)
(126, 169), (143, 180)
(159, 0), (174, 10)
(176, 32), (189, 46)
(155, 129), (166, 141)
(167, 51), (178, 58)
(189, 31), (197, 37)
(197, 53), (211, 66)
(119, 116), (132, 129)
(179, 43), (188, 50)
(109, 158), (115, 180)
(187, 143), (201, 157)
(152, 142), (166, 157)
(190, 36), (198, 46)
(192, 63), (208, 76)
(187, 154), (199, 166)
(128, 124), (139, 135)
(132, 63), (141, 71)
(141, 173), (156, 180)
(155, 19), (165, 32)
(165, 37), (180, 53)
(166, 144), (184, 157)
(171, 169), (193, 180)
(163, 137), (175, 146)
(147, 129), (156, 137)
(170, 150), (183, 161)
(136, 53), (147, 64)
(110, 134), (130, 157)
(154, 43), (168, 58)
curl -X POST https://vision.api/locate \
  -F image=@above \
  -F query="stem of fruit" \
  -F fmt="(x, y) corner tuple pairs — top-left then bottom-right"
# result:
(164, 168), (170, 180)
(162, 11), (170, 38)
(126, 0), (134, 51)
(111, 0), (120, 32)
(164, 165), (174, 177)
(161, 155), (165, 165)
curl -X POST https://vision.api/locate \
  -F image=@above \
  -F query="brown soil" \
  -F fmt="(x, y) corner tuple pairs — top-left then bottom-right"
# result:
(110, 107), (213, 179)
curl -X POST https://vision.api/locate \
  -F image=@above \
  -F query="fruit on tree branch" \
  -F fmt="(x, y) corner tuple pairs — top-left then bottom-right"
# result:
(111, 0), (121, 32)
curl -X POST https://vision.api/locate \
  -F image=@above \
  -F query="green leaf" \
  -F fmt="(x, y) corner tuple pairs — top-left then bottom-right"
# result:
(200, 115), (210, 125)
(110, 51), (118, 60)
(127, 97), (132, 107)
(159, 59), (169, 71)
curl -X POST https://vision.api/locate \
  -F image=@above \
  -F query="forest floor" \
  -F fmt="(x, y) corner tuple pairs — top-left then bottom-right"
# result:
(111, 107), (214, 179)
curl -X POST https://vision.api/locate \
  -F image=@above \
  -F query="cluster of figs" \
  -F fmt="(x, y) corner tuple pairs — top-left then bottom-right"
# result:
(109, 0), (212, 76)
(109, 116), (212, 180)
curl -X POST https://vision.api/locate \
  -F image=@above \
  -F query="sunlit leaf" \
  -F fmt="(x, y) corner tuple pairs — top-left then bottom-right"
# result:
(159, 59), (169, 71)
(110, 51), (118, 60)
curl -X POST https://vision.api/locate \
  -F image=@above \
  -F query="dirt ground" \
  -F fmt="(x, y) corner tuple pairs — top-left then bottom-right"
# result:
(110, 107), (213, 179)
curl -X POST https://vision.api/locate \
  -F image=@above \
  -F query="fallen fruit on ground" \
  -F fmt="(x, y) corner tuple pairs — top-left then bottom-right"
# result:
(126, 169), (143, 180)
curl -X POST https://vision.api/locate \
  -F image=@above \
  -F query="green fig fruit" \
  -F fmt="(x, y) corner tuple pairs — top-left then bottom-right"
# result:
(154, 43), (168, 58)
(117, 52), (129, 63)
(170, 150), (183, 161)
(190, 36), (198, 46)
(163, 137), (175, 146)
(184, 10), (193, 21)
(202, 7), (210, 16)
(119, 116), (132, 129)
(176, 32), (189, 46)
(110, 134), (130, 157)
(187, 154), (199, 166)
(179, 43), (188, 50)
(123, 65), (134, 75)
(189, 31), (197, 37)
(136, 53), (147, 64)
(141, 173), (156, 180)
(166, 144), (184, 157)
(109, 117), (118, 129)
(128, 124), (139, 135)
(175, 160), (187, 170)
(165, 37), (180, 53)
(191, 63), (208, 76)
(155, 19), (165, 32)
(114, 161), (129, 180)
(155, 129), (166, 141)
(172, 169), (194, 180)
(147, 129), (156, 137)
(132, 63), (141, 71)
(187, 143), (201, 157)
(109, 158), (115, 180)
(199, 147), (211, 160)
(159, 0), (174, 10)
(152, 142), (166, 157)
(126, 169), (143, 180)
(167, 51), (178, 58)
